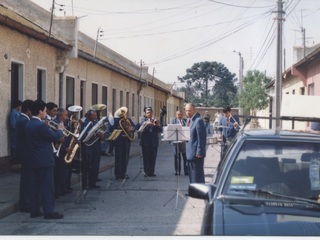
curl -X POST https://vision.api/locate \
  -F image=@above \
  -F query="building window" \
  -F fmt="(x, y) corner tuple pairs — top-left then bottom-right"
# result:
(126, 92), (129, 108)
(10, 62), (23, 107)
(120, 90), (123, 107)
(139, 95), (142, 117)
(80, 80), (86, 118)
(66, 76), (75, 106)
(308, 83), (314, 96)
(300, 87), (305, 95)
(92, 83), (98, 105)
(102, 86), (108, 116)
(132, 93), (135, 117)
(292, 89), (295, 95)
(112, 89), (116, 114)
(37, 69), (46, 101)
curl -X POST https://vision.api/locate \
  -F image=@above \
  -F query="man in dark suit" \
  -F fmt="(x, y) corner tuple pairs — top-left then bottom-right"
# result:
(16, 99), (33, 213)
(171, 110), (188, 176)
(185, 103), (206, 184)
(53, 108), (70, 198)
(139, 107), (162, 177)
(218, 106), (240, 160)
(111, 107), (136, 180)
(80, 110), (104, 189)
(25, 100), (64, 219)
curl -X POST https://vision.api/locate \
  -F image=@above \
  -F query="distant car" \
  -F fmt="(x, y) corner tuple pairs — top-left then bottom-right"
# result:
(189, 127), (320, 236)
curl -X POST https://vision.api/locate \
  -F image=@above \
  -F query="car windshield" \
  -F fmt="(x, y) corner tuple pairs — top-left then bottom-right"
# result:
(222, 139), (320, 201)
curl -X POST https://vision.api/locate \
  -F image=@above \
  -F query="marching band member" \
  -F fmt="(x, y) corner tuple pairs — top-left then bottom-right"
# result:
(25, 100), (64, 219)
(171, 110), (188, 176)
(53, 108), (71, 198)
(80, 110), (104, 189)
(111, 107), (136, 180)
(16, 99), (33, 213)
(139, 107), (162, 177)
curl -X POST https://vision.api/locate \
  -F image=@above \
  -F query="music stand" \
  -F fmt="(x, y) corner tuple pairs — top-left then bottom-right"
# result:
(162, 124), (193, 210)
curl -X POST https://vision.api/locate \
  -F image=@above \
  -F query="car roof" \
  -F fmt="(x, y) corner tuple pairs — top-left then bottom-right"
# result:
(239, 128), (320, 141)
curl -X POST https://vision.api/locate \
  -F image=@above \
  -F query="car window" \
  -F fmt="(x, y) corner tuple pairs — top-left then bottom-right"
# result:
(222, 139), (320, 200)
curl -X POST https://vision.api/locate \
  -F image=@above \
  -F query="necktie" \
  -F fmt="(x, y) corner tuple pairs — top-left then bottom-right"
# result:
(227, 117), (229, 126)
(187, 119), (191, 127)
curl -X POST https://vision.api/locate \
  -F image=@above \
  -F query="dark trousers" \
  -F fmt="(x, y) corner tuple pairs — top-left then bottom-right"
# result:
(19, 164), (32, 210)
(114, 138), (131, 178)
(81, 161), (92, 189)
(30, 166), (55, 215)
(54, 156), (66, 196)
(91, 149), (101, 186)
(187, 158), (205, 183)
(142, 146), (158, 175)
(220, 142), (228, 161)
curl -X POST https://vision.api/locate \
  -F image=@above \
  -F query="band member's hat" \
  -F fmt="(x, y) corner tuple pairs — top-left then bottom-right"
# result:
(145, 107), (152, 113)
(68, 105), (83, 113)
(114, 106), (128, 118)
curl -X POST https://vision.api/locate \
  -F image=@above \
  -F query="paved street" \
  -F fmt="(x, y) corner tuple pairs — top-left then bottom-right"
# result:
(0, 136), (220, 236)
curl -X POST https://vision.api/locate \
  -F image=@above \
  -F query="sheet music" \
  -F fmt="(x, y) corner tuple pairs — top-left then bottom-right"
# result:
(162, 124), (190, 141)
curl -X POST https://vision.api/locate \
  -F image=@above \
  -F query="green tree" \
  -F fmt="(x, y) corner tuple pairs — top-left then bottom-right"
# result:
(239, 70), (271, 116)
(178, 61), (237, 107)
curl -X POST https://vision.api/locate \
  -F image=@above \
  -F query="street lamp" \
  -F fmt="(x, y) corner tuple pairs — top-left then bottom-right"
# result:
(93, 27), (104, 58)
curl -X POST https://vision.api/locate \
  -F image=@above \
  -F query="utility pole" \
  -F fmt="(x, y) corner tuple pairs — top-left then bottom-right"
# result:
(93, 27), (104, 58)
(233, 50), (243, 115)
(49, 0), (55, 38)
(274, 0), (285, 129)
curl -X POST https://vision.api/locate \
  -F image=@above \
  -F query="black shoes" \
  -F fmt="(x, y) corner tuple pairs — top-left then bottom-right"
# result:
(44, 212), (64, 219)
(116, 175), (129, 180)
(175, 172), (180, 176)
(30, 212), (43, 218)
(144, 173), (156, 177)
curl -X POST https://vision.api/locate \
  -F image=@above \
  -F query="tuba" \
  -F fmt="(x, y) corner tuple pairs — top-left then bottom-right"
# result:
(113, 107), (135, 141)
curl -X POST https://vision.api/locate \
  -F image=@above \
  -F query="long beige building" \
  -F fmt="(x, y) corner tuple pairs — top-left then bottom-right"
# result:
(0, 0), (185, 171)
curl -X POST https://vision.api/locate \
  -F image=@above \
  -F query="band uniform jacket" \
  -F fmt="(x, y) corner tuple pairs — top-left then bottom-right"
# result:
(16, 113), (30, 165)
(218, 115), (240, 143)
(25, 117), (64, 169)
(139, 117), (162, 147)
(186, 112), (206, 160)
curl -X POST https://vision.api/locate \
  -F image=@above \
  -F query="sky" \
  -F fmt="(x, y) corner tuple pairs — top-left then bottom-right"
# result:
(30, 0), (320, 88)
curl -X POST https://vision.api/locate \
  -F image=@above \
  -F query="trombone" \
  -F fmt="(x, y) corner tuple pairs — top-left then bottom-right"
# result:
(47, 120), (80, 139)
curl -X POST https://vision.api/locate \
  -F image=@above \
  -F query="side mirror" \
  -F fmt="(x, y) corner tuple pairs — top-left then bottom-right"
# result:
(188, 183), (216, 201)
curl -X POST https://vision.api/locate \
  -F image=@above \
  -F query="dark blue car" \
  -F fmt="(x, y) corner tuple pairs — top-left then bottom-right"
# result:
(189, 128), (320, 236)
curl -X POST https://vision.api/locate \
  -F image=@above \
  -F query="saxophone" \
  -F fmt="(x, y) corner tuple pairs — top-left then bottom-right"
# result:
(64, 117), (80, 164)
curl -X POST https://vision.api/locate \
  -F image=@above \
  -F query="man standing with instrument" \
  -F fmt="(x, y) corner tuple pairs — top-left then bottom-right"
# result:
(80, 109), (105, 189)
(53, 108), (71, 198)
(110, 107), (136, 180)
(218, 106), (240, 160)
(139, 107), (162, 177)
(25, 100), (64, 219)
